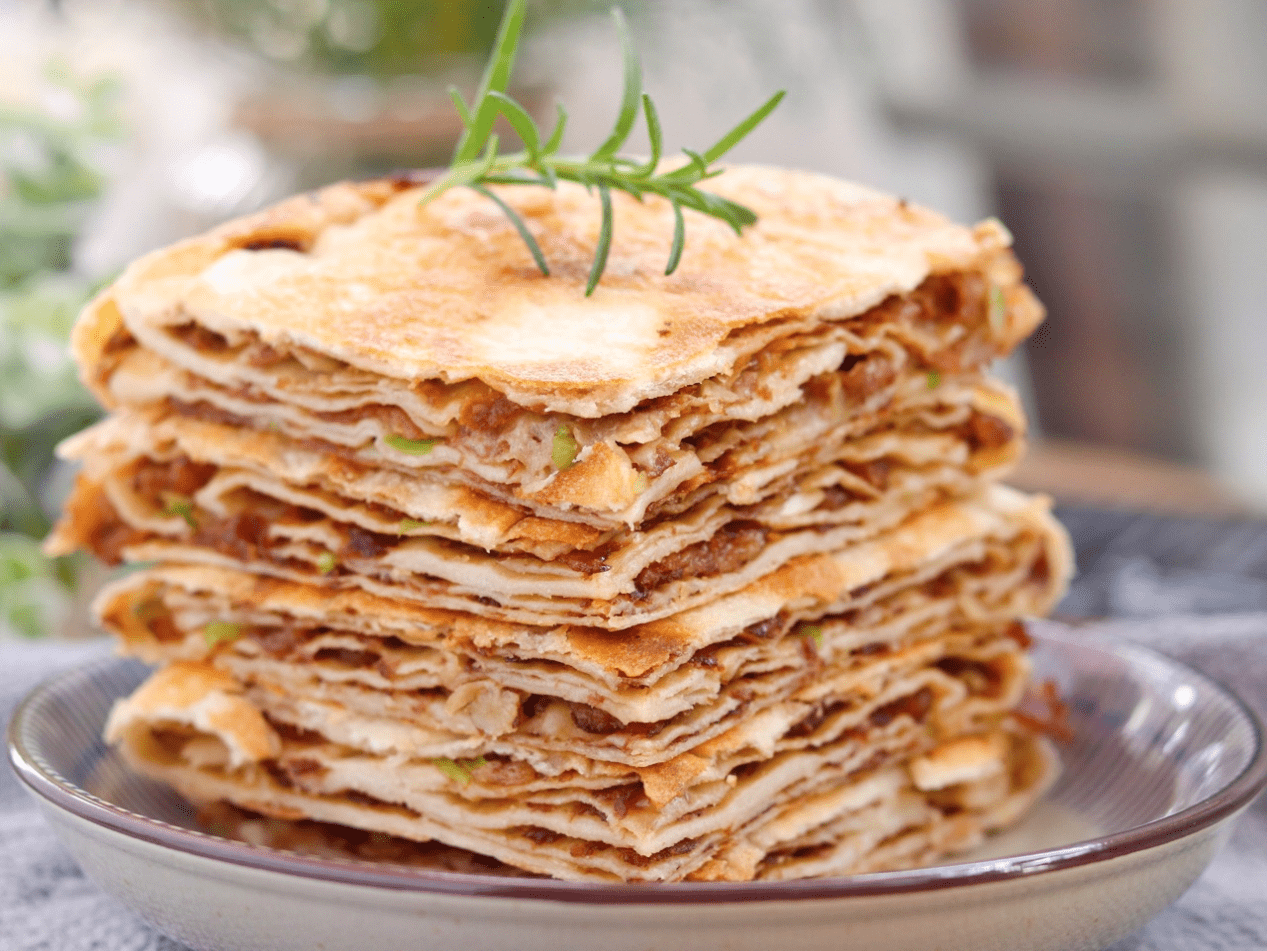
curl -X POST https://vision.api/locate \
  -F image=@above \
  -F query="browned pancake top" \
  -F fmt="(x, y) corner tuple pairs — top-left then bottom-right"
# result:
(74, 166), (1021, 416)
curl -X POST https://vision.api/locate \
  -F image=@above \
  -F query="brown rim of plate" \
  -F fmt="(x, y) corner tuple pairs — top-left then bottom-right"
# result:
(7, 630), (1266, 905)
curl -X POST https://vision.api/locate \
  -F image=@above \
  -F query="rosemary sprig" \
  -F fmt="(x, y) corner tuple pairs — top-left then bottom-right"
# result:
(422, 0), (785, 295)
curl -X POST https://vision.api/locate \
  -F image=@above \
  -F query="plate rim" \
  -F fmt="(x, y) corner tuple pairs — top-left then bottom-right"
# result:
(7, 627), (1266, 905)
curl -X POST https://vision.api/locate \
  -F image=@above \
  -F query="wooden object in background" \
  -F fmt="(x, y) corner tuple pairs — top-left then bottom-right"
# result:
(1012, 439), (1250, 517)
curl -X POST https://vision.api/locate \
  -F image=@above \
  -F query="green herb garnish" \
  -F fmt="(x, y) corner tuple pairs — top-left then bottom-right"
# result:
(432, 756), (488, 784)
(316, 551), (336, 574)
(384, 434), (439, 456)
(398, 518), (429, 532)
(552, 425), (579, 471)
(203, 621), (241, 647)
(988, 285), (1007, 335)
(800, 625), (824, 649)
(422, 0), (784, 295)
(160, 492), (198, 529)
(926, 370), (941, 390)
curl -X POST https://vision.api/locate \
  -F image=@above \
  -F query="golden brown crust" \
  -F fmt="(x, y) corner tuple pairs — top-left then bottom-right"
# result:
(77, 167), (1038, 416)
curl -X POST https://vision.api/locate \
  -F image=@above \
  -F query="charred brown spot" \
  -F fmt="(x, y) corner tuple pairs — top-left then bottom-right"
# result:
(386, 169), (440, 191)
(246, 238), (303, 252)
(313, 647), (379, 668)
(233, 226), (311, 252)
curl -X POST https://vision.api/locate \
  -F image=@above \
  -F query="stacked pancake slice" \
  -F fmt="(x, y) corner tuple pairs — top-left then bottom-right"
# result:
(49, 166), (1071, 882)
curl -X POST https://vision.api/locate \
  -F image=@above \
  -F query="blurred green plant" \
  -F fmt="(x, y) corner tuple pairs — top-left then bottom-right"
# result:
(187, 0), (604, 77)
(0, 61), (122, 637)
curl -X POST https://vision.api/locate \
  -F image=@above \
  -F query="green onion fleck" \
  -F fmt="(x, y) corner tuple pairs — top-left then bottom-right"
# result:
(161, 492), (198, 529)
(801, 625), (824, 649)
(316, 551), (336, 574)
(385, 434), (439, 456)
(988, 285), (1007, 335)
(552, 425), (579, 471)
(433, 756), (487, 784)
(204, 621), (241, 647)
(926, 370), (941, 390)
(399, 518), (429, 532)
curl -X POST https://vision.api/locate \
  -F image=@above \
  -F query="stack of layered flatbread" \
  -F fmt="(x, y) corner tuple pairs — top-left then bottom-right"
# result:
(48, 166), (1071, 882)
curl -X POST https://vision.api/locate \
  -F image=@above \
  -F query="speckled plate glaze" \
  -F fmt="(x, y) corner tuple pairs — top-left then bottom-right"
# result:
(8, 625), (1266, 951)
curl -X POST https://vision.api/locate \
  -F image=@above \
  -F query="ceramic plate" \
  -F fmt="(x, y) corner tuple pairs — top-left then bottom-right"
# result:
(8, 625), (1266, 951)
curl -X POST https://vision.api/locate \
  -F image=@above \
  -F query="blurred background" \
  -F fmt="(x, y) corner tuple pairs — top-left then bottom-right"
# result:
(2, 0), (1265, 637)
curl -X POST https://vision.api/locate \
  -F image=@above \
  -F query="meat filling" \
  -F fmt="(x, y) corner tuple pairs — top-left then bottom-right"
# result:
(634, 521), (768, 594)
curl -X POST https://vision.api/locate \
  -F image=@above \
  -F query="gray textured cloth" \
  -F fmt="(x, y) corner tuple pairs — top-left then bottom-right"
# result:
(2, 507), (1266, 950)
